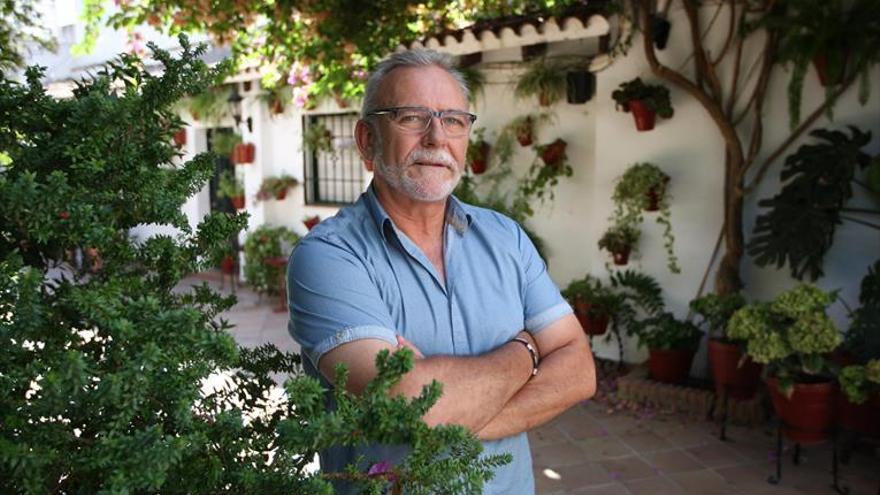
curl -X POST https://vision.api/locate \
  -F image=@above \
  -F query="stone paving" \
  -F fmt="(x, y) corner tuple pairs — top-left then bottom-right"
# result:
(183, 273), (880, 495)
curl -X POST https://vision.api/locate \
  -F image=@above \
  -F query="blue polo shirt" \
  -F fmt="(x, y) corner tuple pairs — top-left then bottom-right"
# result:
(287, 183), (571, 494)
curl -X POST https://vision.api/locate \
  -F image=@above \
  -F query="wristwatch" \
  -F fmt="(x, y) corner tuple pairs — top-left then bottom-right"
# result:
(512, 337), (539, 377)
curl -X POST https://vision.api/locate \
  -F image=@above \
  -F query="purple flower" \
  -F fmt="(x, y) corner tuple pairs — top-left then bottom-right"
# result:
(367, 460), (397, 482)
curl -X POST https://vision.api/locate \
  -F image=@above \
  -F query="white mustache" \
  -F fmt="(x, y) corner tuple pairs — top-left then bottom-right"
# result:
(405, 148), (457, 169)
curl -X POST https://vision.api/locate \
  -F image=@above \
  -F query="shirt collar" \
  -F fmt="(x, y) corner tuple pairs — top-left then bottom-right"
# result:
(364, 181), (473, 241)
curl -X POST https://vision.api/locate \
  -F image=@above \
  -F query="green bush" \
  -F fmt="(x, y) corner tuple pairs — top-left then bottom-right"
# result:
(632, 312), (703, 351)
(0, 37), (506, 494)
(243, 225), (300, 295)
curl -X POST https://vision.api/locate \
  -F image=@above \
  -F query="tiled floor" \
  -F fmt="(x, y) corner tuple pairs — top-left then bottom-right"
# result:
(184, 273), (880, 495)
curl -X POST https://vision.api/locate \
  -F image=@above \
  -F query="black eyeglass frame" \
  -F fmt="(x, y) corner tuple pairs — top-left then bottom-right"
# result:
(365, 106), (478, 135)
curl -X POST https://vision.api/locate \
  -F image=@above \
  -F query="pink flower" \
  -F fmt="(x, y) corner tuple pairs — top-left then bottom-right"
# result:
(292, 86), (309, 109)
(367, 460), (397, 482)
(287, 62), (312, 86)
(353, 69), (368, 81)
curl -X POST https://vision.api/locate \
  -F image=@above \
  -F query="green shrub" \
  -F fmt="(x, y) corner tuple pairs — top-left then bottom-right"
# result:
(243, 225), (300, 295)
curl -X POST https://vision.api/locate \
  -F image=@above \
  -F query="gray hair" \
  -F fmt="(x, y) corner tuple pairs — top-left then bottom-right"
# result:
(360, 49), (470, 119)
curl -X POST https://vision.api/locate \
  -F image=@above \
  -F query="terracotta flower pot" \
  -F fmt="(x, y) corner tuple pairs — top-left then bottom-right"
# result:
(766, 377), (837, 445)
(540, 139), (567, 167)
(234, 143), (255, 164)
(573, 300), (609, 336)
(648, 348), (695, 385)
(230, 196), (245, 210)
(275, 188), (288, 201)
(172, 129), (187, 147)
(708, 339), (762, 400)
(538, 91), (552, 107)
(836, 394), (879, 436)
(628, 99), (656, 132)
(271, 100), (285, 115)
(220, 255), (236, 275)
(611, 247), (631, 266)
(303, 215), (321, 231)
(645, 186), (663, 212)
(469, 142), (490, 175)
(516, 118), (534, 146)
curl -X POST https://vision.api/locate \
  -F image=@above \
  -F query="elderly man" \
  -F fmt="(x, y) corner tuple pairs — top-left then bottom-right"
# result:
(287, 49), (596, 494)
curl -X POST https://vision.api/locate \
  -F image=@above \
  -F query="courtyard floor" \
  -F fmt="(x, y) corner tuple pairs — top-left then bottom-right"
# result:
(186, 273), (880, 495)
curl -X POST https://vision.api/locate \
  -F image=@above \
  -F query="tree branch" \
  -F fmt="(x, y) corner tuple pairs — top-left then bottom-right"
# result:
(742, 72), (860, 193)
(743, 30), (776, 169)
(711, 0), (737, 67)
(682, 0), (723, 103)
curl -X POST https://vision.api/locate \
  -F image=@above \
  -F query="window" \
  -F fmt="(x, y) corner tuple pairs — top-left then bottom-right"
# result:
(303, 112), (365, 205)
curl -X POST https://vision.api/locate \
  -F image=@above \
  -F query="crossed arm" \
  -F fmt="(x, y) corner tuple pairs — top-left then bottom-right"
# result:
(316, 313), (596, 438)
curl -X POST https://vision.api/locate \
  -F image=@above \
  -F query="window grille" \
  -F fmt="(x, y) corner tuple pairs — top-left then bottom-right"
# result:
(303, 112), (365, 205)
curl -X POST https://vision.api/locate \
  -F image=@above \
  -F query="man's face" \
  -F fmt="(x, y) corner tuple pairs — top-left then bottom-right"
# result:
(361, 65), (469, 203)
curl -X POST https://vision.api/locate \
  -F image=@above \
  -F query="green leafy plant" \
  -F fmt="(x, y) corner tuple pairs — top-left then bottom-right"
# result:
(689, 292), (747, 341)
(562, 274), (624, 321)
(632, 312), (703, 351)
(211, 131), (242, 158)
(514, 58), (570, 106)
(217, 170), (244, 199)
(605, 270), (665, 362)
(457, 65), (485, 103)
(610, 77), (674, 118)
(259, 85), (293, 115)
(243, 225), (300, 295)
(303, 122), (334, 154)
(839, 359), (880, 404)
(611, 162), (678, 273)
(188, 85), (231, 123)
(521, 139), (572, 200)
(748, 127), (877, 281)
(727, 284), (842, 396)
(598, 223), (640, 256)
(755, 0), (880, 129)
(842, 260), (880, 363)
(256, 175), (299, 201)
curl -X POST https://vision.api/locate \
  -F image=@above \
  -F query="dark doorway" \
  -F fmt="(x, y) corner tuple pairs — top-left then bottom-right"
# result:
(207, 127), (236, 215)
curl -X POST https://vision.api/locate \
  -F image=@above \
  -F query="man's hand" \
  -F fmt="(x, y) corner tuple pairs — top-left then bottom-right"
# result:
(396, 335), (424, 359)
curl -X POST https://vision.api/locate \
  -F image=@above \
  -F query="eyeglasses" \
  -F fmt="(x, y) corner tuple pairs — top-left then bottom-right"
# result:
(366, 106), (477, 137)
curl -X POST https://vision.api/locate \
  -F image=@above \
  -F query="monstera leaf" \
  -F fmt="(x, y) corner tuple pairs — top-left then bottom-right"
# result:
(748, 126), (874, 280)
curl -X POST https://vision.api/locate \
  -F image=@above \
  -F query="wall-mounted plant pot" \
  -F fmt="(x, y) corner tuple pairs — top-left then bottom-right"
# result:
(540, 139), (567, 167)
(628, 100), (656, 131)
(611, 247), (631, 266)
(234, 143), (256, 164)
(650, 15), (672, 50)
(708, 339), (762, 400)
(469, 141), (490, 174)
(538, 91), (553, 107)
(566, 71), (595, 104)
(516, 131), (533, 147)
(303, 215), (321, 231)
(573, 301), (609, 336)
(275, 189), (288, 201)
(271, 100), (285, 115)
(766, 377), (836, 445)
(230, 196), (245, 210)
(648, 347), (695, 385)
(173, 129), (187, 147)
(645, 179), (670, 211)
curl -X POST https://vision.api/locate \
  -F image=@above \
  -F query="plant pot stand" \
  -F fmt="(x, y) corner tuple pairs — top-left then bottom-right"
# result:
(766, 418), (848, 494)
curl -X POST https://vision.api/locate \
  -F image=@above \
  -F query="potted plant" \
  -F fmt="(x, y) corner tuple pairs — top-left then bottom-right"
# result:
(493, 113), (555, 166)
(243, 225), (300, 296)
(211, 131), (242, 161)
(521, 139), (573, 201)
(188, 86), (231, 123)
(838, 360), (880, 436)
(690, 293), (762, 399)
(598, 223), (639, 266)
(217, 170), (245, 209)
(632, 312), (703, 385)
(457, 65), (485, 104)
(611, 77), (674, 131)
(233, 142), (256, 164)
(561, 275), (623, 336)
(727, 284), (842, 444)
(257, 175), (299, 201)
(260, 86), (292, 115)
(303, 122), (334, 155)
(611, 163), (679, 273)
(467, 128), (490, 175)
(172, 128), (187, 147)
(514, 58), (568, 107)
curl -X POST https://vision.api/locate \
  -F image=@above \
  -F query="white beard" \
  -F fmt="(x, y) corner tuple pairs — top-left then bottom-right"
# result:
(372, 147), (462, 203)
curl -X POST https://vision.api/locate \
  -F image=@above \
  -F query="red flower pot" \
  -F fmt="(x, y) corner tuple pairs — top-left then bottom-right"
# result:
(628, 99), (656, 132)
(220, 255), (236, 275)
(573, 301), (609, 336)
(836, 394), (879, 436)
(230, 196), (245, 210)
(516, 131), (533, 147)
(540, 139), (567, 168)
(708, 339), (762, 400)
(469, 142), (490, 175)
(271, 100), (285, 115)
(611, 247), (631, 266)
(275, 188), (288, 200)
(645, 186), (663, 212)
(303, 215), (321, 231)
(766, 377), (837, 445)
(173, 129), (187, 147)
(234, 143), (255, 164)
(648, 348), (695, 385)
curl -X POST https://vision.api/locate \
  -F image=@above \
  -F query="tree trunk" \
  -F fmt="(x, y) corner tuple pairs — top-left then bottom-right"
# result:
(716, 150), (745, 295)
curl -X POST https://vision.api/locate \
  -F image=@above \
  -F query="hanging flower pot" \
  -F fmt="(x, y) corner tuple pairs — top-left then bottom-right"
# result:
(540, 139), (567, 168)
(234, 143), (255, 164)
(303, 215), (321, 231)
(644, 177), (670, 212)
(275, 188), (288, 201)
(766, 377), (836, 445)
(515, 117), (534, 146)
(573, 300), (609, 336)
(628, 100), (657, 132)
(271, 99), (285, 115)
(220, 255), (236, 275)
(230, 195), (245, 210)
(648, 348), (695, 385)
(172, 129), (187, 147)
(469, 141), (490, 174)
(708, 339), (763, 400)
(611, 247), (631, 266)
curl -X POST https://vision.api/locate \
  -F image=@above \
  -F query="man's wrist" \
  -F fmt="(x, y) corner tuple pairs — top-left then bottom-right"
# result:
(511, 336), (539, 377)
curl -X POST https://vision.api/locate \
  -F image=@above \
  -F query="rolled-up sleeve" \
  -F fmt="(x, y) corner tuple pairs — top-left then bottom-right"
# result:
(515, 224), (572, 335)
(287, 235), (397, 370)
